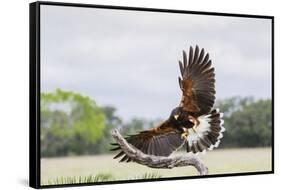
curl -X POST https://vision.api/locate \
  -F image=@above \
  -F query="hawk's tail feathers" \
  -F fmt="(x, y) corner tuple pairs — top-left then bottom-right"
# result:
(186, 108), (225, 154)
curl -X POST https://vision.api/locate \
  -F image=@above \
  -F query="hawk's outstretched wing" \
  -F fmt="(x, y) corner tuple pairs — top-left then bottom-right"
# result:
(178, 45), (216, 116)
(111, 120), (184, 162)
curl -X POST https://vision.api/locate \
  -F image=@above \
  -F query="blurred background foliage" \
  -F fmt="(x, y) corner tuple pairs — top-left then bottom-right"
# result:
(216, 97), (272, 148)
(41, 89), (272, 157)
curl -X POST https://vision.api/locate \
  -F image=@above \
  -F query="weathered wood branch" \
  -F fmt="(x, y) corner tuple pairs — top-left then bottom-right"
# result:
(111, 129), (208, 175)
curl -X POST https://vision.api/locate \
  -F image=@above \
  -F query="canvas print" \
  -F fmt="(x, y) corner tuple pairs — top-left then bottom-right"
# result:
(32, 2), (273, 187)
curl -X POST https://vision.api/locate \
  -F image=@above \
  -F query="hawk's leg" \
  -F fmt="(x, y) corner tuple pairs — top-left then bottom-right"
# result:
(192, 127), (197, 133)
(188, 115), (199, 134)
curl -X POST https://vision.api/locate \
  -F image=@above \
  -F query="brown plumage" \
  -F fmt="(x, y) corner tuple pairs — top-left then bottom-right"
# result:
(111, 120), (184, 161)
(178, 46), (215, 116)
(111, 45), (225, 162)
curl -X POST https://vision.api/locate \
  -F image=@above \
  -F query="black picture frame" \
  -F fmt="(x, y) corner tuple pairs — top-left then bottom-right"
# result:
(29, 1), (274, 189)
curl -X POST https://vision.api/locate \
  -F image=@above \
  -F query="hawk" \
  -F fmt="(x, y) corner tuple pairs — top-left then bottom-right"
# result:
(111, 45), (225, 162)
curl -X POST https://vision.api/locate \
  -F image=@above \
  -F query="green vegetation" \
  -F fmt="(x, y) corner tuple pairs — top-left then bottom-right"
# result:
(216, 97), (272, 148)
(41, 89), (106, 157)
(40, 89), (157, 157)
(41, 89), (272, 157)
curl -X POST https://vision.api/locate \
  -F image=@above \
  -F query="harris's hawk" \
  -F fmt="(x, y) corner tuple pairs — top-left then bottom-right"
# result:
(111, 45), (225, 162)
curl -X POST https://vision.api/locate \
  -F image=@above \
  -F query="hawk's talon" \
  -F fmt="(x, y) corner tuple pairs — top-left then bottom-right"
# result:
(181, 132), (189, 140)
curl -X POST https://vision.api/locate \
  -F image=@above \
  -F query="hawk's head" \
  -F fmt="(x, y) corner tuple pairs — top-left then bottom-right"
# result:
(169, 107), (194, 128)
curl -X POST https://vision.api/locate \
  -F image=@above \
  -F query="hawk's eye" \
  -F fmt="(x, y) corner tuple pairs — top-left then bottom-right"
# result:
(174, 114), (179, 120)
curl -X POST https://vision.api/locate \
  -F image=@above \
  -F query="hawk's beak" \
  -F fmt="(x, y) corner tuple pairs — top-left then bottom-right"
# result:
(174, 114), (179, 120)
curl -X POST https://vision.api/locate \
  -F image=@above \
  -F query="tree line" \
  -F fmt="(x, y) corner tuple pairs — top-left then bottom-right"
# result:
(41, 89), (272, 157)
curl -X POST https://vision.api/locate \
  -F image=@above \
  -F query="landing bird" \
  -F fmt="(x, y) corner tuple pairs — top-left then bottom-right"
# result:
(111, 45), (225, 162)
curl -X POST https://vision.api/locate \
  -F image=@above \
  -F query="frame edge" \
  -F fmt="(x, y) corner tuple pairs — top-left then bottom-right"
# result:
(29, 1), (40, 189)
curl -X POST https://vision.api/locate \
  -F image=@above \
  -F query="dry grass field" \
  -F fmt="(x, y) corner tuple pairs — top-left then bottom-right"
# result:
(41, 148), (272, 185)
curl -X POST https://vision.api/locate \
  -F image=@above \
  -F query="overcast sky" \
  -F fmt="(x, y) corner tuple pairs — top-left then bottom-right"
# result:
(41, 5), (272, 121)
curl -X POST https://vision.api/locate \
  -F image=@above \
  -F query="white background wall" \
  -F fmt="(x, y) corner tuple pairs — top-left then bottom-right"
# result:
(0, 0), (279, 189)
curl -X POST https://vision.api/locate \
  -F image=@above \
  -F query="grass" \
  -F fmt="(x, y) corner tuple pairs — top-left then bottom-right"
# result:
(46, 173), (162, 185)
(47, 173), (114, 185)
(41, 148), (272, 185)
(133, 172), (162, 180)
(46, 172), (162, 185)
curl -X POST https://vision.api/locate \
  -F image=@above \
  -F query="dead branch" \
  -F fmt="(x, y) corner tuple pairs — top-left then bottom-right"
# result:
(111, 129), (208, 176)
